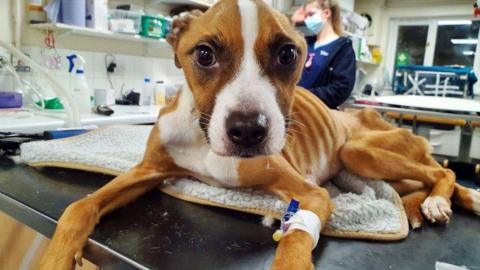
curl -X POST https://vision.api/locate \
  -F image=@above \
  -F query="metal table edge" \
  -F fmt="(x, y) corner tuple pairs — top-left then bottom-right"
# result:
(0, 191), (148, 270)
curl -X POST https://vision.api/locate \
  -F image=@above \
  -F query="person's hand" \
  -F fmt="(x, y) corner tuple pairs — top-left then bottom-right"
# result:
(291, 6), (306, 24)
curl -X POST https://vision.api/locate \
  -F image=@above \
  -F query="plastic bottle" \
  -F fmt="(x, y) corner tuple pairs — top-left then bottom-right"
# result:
(141, 78), (154, 106)
(154, 81), (166, 105)
(28, 0), (47, 24)
(61, 0), (86, 27)
(165, 84), (179, 105)
(67, 54), (92, 113)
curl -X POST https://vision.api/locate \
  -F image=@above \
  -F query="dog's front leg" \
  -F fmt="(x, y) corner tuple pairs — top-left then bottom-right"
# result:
(268, 180), (333, 270)
(243, 157), (334, 270)
(39, 164), (185, 270)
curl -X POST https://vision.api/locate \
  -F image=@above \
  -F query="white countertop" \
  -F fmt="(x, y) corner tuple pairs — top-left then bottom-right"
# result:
(372, 96), (480, 113)
(0, 105), (162, 134)
(355, 95), (480, 113)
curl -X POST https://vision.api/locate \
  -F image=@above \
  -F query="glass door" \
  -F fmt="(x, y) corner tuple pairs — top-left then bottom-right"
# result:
(386, 20), (436, 78)
(394, 25), (429, 66)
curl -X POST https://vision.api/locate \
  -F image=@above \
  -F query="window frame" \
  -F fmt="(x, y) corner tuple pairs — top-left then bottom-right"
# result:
(386, 16), (480, 94)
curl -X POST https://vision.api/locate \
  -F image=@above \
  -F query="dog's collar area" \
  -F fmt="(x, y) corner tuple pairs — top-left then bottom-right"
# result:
(284, 210), (321, 249)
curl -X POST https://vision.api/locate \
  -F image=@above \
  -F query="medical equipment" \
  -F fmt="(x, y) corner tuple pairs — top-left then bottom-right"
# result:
(0, 39), (80, 127)
(0, 56), (45, 110)
(393, 65), (477, 98)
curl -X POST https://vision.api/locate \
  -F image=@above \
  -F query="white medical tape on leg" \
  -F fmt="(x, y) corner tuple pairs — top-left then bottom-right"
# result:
(285, 209), (321, 249)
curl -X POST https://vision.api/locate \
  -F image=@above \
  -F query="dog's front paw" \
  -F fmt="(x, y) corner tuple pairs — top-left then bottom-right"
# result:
(40, 200), (98, 270)
(40, 239), (84, 270)
(421, 196), (452, 224)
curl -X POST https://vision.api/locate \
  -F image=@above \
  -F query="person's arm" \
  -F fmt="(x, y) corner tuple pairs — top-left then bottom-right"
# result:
(308, 44), (356, 109)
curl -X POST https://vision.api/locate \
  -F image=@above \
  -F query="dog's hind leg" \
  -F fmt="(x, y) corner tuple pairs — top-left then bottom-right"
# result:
(340, 128), (455, 224)
(453, 183), (480, 216)
(390, 179), (429, 228)
(392, 180), (480, 225)
(401, 189), (429, 229)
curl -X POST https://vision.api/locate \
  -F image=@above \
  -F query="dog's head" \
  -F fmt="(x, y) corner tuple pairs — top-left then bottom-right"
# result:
(167, 0), (307, 158)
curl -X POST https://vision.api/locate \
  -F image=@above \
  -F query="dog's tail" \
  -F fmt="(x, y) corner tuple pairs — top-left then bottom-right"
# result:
(452, 183), (480, 216)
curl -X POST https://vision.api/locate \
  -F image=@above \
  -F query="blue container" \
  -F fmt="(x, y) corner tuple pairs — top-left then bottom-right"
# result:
(60, 0), (86, 27)
(0, 92), (23, 109)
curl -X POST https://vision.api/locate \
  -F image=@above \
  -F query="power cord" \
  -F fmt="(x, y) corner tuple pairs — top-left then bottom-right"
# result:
(0, 132), (44, 156)
(105, 53), (116, 89)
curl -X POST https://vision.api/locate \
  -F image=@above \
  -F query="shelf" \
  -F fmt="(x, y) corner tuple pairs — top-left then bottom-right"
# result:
(30, 23), (170, 50)
(147, 0), (214, 8)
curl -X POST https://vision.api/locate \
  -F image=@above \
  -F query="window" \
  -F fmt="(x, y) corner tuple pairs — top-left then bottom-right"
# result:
(395, 25), (429, 66)
(433, 21), (480, 67)
(387, 18), (480, 79)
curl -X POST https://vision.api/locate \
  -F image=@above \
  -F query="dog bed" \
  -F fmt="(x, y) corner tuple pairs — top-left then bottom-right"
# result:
(20, 125), (409, 241)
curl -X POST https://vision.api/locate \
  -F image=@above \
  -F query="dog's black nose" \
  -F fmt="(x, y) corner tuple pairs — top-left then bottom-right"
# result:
(226, 112), (268, 148)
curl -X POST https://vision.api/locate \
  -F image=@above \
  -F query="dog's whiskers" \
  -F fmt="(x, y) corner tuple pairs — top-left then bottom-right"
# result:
(287, 117), (306, 128)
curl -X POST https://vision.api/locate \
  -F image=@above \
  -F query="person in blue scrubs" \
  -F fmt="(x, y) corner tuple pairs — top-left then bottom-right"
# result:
(292, 0), (356, 109)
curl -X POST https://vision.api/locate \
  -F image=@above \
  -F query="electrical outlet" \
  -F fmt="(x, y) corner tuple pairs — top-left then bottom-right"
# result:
(15, 65), (31, 73)
(8, 53), (31, 73)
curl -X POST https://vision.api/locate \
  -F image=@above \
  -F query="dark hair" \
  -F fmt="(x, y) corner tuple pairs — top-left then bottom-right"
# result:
(316, 0), (343, 35)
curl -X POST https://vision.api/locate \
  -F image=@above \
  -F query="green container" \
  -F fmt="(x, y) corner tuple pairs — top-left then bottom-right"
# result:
(140, 15), (169, 39)
(36, 97), (64, 110)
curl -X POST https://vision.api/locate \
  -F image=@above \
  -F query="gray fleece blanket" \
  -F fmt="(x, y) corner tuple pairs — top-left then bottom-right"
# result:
(20, 125), (407, 237)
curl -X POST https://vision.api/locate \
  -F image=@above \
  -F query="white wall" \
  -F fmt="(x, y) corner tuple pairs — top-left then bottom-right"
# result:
(339, 0), (355, 11)
(0, 0), (13, 45)
(21, 45), (184, 99)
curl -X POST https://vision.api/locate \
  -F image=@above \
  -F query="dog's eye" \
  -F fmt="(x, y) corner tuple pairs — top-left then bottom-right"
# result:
(195, 44), (217, 68)
(278, 44), (297, 66)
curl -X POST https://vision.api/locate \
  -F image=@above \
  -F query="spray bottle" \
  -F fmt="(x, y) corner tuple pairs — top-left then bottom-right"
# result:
(67, 54), (92, 113)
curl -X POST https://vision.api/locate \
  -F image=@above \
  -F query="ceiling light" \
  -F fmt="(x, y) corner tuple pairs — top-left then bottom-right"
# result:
(463, 51), (475, 56)
(451, 39), (478, 45)
(438, 20), (472, 26)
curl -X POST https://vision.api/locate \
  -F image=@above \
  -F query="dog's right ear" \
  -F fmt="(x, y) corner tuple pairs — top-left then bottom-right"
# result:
(167, 10), (204, 68)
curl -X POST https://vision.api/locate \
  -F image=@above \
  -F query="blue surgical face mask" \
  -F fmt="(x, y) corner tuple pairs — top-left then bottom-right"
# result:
(304, 12), (325, 35)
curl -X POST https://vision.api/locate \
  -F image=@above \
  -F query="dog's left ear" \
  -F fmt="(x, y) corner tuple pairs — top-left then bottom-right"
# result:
(167, 10), (204, 68)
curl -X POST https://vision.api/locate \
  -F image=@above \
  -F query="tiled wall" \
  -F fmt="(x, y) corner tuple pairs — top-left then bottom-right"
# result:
(19, 46), (185, 99)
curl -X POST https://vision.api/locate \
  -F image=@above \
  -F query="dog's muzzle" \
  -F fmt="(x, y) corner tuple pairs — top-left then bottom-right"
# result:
(225, 111), (269, 157)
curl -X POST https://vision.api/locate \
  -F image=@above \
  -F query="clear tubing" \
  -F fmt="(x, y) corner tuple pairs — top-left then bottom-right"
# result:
(3, 61), (45, 110)
(0, 39), (81, 127)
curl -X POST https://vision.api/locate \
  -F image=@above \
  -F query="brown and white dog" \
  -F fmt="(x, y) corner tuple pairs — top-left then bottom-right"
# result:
(40, 0), (480, 269)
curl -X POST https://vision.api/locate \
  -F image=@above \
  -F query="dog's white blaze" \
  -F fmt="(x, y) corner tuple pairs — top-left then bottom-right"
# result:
(159, 87), (241, 187)
(209, 0), (286, 155)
